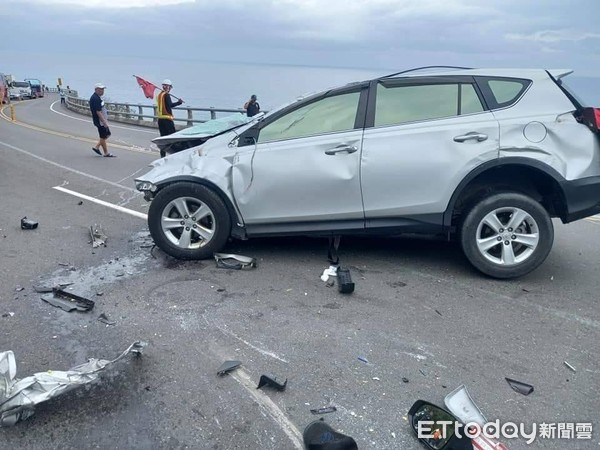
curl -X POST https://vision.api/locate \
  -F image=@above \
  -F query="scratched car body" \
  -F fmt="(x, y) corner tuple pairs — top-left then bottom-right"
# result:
(136, 67), (600, 278)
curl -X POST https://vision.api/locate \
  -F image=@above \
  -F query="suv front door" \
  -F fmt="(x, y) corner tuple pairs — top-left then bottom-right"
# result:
(233, 87), (367, 233)
(360, 78), (500, 229)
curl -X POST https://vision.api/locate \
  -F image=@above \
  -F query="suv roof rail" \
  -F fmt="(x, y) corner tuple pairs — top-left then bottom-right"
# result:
(379, 65), (475, 79)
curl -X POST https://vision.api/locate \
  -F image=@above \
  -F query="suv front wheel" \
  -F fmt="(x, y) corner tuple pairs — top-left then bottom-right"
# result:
(460, 192), (554, 279)
(148, 182), (231, 260)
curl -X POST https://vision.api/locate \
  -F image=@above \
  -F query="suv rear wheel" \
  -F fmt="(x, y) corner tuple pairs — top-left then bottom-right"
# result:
(460, 192), (553, 278)
(148, 182), (231, 260)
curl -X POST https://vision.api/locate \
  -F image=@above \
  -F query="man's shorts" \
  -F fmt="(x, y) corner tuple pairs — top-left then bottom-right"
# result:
(96, 125), (111, 139)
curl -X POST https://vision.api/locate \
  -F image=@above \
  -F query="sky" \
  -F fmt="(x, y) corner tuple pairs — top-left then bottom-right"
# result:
(0, 0), (599, 75)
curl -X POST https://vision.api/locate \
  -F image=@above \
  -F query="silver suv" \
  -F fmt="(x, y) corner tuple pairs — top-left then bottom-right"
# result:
(136, 67), (600, 278)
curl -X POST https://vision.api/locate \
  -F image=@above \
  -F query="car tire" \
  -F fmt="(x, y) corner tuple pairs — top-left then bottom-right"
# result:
(148, 182), (231, 260)
(460, 192), (553, 279)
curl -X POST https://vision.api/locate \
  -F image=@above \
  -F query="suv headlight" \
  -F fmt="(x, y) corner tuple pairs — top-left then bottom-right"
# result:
(135, 180), (157, 192)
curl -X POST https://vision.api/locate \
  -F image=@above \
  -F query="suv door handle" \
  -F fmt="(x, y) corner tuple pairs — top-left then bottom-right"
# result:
(453, 132), (488, 143)
(325, 145), (358, 155)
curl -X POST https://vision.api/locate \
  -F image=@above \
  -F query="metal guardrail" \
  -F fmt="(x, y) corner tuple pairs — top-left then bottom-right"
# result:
(64, 94), (247, 129)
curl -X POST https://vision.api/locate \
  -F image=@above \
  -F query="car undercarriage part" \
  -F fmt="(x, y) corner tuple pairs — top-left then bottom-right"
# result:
(214, 253), (256, 270)
(40, 287), (95, 312)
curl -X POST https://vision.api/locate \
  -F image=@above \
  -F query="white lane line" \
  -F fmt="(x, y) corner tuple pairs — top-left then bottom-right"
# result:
(0, 140), (139, 193)
(50, 100), (156, 134)
(53, 186), (148, 220)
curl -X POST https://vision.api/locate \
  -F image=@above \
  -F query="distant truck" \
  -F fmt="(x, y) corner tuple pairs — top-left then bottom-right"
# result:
(25, 78), (44, 98)
(8, 80), (32, 100)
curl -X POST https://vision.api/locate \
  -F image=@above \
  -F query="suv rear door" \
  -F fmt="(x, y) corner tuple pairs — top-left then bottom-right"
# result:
(360, 77), (499, 230)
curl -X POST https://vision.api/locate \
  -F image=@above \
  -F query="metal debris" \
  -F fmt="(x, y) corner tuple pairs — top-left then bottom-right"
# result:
(20, 217), (38, 230)
(217, 360), (242, 376)
(90, 224), (108, 248)
(564, 361), (577, 373)
(256, 374), (287, 391)
(357, 356), (369, 364)
(41, 288), (95, 312)
(0, 341), (146, 426)
(402, 377), (409, 383)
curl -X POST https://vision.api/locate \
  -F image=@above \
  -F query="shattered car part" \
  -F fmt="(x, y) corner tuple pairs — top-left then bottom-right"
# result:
(214, 253), (257, 270)
(41, 288), (95, 312)
(20, 217), (38, 230)
(505, 377), (534, 396)
(310, 406), (337, 415)
(97, 313), (116, 326)
(217, 360), (242, 376)
(444, 385), (487, 426)
(320, 265), (338, 282)
(256, 374), (287, 391)
(90, 224), (108, 248)
(303, 419), (358, 450)
(0, 341), (146, 426)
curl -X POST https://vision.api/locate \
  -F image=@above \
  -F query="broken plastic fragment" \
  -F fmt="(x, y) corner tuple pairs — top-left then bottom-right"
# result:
(90, 225), (108, 248)
(97, 313), (116, 326)
(444, 385), (488, 426)
(217, 360), (241, 376)
(256, 374), (287, 391)
(20, 217), (38, 230)
(564, 361), (576, 373)
(41, 288), (95, 312)
(310, 406), (337, 415)
(214, 253), (257, 270)
(303, 419), (358, 450)
(0, 341), (146, 426)
(505, 377), (534, 396)
(357, 356), (369, 364)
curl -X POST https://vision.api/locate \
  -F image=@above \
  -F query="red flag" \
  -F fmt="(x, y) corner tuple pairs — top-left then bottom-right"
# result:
(134, 75), (158, 99)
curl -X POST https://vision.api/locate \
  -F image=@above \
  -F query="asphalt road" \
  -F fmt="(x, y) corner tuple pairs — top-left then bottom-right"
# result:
(0, 96), (598, 450)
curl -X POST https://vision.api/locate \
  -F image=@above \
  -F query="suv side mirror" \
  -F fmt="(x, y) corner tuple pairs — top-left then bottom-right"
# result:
(408, 400), (473, 450)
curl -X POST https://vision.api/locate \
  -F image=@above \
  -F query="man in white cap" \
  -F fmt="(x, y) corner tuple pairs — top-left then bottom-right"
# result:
(89, 83), (115, 157)
(156, 79), (184, 157)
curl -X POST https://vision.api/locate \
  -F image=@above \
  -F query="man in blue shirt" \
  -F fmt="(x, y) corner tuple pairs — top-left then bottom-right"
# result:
(244, 94), (260, 117)
(89, 83), (115, 157)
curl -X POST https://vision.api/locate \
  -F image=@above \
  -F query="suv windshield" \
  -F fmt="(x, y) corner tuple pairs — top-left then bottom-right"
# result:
(12, 82), (30, 88)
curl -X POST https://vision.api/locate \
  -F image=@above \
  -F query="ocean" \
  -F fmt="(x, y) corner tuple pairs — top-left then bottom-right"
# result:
(3, 53), (599, 111)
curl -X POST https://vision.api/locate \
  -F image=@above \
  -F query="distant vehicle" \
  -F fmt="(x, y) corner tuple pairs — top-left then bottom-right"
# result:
(25, 78), (44, 98)
(0, 74), (8, 104)
(9, 81), (32, 100)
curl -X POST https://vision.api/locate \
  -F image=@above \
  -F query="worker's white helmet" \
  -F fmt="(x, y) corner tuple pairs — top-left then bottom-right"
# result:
(162, 79), (172, 86)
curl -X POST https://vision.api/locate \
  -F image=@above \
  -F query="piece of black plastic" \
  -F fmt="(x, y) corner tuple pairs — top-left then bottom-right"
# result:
(21, 217), (38, 230)
(310, 406), (337, 415)
(41, 288), (95, 312)
(257, 374), (287, 391)
(217, 360), (242, 376)
(98, 313), (116, 325)
(337, 267), (355, 294)
(303, 419), (358, 450)
(505, 377), (534, 395)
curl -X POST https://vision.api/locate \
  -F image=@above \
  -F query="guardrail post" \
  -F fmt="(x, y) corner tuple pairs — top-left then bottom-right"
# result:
(138, 105), (143, 123)
(153, 106), (158, 124)
(210, 108), (216, 120)
(187, 109), (194, 127)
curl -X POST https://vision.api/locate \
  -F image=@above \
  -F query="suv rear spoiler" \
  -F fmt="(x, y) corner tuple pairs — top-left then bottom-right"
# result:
(547, 69), (573, 80)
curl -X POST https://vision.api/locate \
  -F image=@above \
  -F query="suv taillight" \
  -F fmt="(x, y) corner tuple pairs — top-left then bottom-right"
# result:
(581, 107), (600, 133)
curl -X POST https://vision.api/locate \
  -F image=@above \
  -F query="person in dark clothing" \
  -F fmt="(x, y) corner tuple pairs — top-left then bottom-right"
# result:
(156, 79), (184, 157)
(89, 83), (115, 157)
(244, 94), (260, 117)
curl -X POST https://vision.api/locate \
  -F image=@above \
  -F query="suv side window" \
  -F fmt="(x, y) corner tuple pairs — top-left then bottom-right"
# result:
(374, 82), (484, 127)
(475, 77), (531, 109)
(258, 92), (360, 143)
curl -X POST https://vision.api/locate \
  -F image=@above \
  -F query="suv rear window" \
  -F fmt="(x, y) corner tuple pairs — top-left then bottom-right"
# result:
(374, 82), (484, 127)
(476, 77), (531, 109)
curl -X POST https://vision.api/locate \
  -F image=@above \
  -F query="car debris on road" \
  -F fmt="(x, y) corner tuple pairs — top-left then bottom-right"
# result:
(0, 341), (146, 427)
